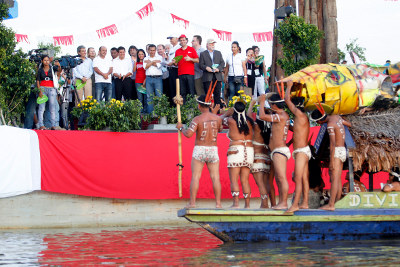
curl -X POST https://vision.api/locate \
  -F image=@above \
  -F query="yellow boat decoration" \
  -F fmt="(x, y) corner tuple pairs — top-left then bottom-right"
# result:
(280, 63), (395, 115)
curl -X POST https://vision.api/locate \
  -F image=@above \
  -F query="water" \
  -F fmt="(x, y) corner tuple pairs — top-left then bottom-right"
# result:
(1, 225), (400, 266)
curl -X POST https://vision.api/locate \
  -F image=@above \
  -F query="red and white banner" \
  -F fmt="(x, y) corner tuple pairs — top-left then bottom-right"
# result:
(53, 35), (74, 46)
(136, 2), (154, 20)
(212, 29), (232, 42)
(0, 126), (388, 199)
(171, 13), (190, 29)
(96, 24), (119, 39)
(15, 33), (30, 44)
(253, 31), (273, 42)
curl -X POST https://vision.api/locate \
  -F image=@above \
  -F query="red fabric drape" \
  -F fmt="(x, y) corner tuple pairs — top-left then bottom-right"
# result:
(36, 128), (388, 199)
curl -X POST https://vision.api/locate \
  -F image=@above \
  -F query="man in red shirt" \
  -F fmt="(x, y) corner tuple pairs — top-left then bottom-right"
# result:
(173, 34), (199, 101)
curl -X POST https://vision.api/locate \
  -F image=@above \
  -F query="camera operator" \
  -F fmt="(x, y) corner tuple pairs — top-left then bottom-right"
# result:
(36, 55), (62, 130)
(73, 45), (93, 104)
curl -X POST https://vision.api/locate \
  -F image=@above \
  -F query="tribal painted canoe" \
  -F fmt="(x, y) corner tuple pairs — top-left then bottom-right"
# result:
(178, 192), (400, 242)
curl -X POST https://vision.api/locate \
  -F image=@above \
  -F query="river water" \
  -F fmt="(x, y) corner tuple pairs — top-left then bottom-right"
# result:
(1, 225), (400, 266)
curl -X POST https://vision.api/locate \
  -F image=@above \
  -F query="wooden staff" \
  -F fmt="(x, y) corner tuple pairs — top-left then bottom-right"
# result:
(176, 78), (183, 198)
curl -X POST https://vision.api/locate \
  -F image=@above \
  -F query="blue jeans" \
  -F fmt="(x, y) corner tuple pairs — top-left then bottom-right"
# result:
(95, 82), (112, 101)
(38, 87), (58, 128)
(146, 76), (163, 114)
(228, 76), (243, 100)
(135, 83), (148, 113)
(111, 79), (116, 99)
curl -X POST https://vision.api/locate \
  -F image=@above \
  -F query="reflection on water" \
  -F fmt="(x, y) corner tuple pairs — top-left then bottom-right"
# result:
(1, 226), (400, 266)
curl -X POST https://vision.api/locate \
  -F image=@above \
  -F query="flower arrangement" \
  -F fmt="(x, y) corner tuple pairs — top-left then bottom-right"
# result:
(71, 98), (142, 132)
(228, 90), (259, 112)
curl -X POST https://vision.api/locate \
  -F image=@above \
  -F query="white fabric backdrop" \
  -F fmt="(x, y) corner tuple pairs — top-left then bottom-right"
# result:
(0, 126), (41, 198)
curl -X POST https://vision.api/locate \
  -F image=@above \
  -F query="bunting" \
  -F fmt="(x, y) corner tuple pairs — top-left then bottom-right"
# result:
(136, 2), (154, 20)
(53, 35), (74, 46)
(96, 24), (119, 39)
(15, 33), (29, 44)
(171, 13), (190, 29)
(212, 29), (232, 41)
(253, 32), (273, 42)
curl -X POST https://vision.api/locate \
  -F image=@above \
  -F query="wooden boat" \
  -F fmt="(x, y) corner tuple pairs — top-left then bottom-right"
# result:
(178, 192), (400, 242)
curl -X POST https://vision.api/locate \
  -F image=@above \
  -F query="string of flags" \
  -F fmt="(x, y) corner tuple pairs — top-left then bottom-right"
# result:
(14, 2), (273, 47)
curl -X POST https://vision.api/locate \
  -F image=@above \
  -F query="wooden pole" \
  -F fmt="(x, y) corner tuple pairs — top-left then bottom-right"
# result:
(176, 78), (183, 198)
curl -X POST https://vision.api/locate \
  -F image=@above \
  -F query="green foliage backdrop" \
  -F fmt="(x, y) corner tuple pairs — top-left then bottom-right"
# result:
(275, 14), (324, 75)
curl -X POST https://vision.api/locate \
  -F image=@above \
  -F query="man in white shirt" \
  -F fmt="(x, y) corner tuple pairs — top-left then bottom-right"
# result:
(93, 46), (113, 102)
(144, 44), (163, 113)
(112, 46), (133, 101)
(73, 45), (93, 104)
(166, 34), (180, 104)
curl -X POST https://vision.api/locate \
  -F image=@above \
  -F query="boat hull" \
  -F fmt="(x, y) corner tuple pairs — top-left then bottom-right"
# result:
(178, 193), (400, 242)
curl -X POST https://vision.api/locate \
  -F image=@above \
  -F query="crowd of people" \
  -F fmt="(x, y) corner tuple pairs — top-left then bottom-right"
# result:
(177, 86), (352, 212)
(24, 34), (271, 130)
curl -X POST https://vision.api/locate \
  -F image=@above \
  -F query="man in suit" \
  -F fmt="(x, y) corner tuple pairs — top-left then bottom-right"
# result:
(199, 39), (225, 105)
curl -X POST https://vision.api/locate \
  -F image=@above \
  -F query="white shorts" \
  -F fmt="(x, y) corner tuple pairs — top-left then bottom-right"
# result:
(271, 146), (291, 160)
(334, 146), (347, 163)
(192, 146), (219, 163)
(251, 162), (270, 173)
(292, 146), (312, 160)
(227, 145), (254, 169)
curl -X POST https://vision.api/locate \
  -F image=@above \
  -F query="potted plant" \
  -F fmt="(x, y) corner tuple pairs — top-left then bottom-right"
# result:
(152, 93), (171, 124)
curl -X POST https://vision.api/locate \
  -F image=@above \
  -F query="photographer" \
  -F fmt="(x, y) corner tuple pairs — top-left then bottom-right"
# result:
(73, 45), (93, 104)
(36, 55), (61, 130)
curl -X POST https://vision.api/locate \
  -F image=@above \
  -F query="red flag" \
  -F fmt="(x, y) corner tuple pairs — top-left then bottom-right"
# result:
(53, 35), (74, 46)
(171, 13), (190, 29)
(253, 32), (273, 42)
(15, 34), (29, 44)
(136, 2), (154, 19)
(212, 29), (232, 41)
(96, 24), (119, 39)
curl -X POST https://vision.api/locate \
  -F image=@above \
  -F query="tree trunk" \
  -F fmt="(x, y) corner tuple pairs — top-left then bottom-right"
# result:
(0, 108), (5, 126)
(304, 0), (310, 24)
(270, 0), (296, 90)
(323, 0), (338, 63)
(310, 0), (318, 26)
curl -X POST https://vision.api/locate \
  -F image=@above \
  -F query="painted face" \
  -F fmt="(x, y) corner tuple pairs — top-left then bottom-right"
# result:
(247, 49), (255, 58)
(118, 49), (125, 59)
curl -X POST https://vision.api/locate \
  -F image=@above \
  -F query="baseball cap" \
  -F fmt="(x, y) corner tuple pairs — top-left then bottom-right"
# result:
(179, 34), (188, 39)
(167, 34), (177, 39)
(207, 39), (217, 44)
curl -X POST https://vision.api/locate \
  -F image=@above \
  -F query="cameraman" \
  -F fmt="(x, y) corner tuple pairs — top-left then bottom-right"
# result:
(73, 45), (93, 104)
(36, 55), (61, 130)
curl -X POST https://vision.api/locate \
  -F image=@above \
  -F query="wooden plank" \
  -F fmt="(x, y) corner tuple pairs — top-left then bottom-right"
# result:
(185, 214), (400, 223)
(335, 192), (400, 209)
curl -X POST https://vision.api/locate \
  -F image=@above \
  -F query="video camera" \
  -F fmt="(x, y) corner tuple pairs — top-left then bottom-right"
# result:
(56, 55), (83, 70)
(28, 48), (52, 65)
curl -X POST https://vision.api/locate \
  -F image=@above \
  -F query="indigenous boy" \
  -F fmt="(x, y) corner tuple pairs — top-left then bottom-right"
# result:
(284, 81), (311, 213)
(259, 93), (291, 210)
(311, 109), (351, 211)
(176, 95), (223, 208)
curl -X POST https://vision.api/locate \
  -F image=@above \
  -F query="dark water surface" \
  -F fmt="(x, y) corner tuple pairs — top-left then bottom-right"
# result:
(1, 225), (400, 266)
